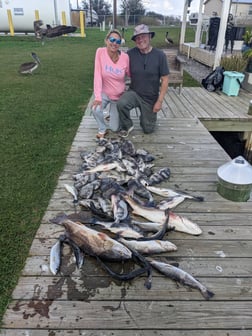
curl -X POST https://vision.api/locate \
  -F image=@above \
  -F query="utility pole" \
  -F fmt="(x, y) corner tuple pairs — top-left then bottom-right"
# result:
(113, 0), (117, 28)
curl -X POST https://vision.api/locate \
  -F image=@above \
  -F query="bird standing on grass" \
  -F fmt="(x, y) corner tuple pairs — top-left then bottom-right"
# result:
(165, 31), (174, 45)
(19, 52), (41, 75)
(121, 27), (126, 45)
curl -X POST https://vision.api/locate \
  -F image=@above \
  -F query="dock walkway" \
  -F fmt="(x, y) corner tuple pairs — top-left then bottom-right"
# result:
(1, 87), (252, 335)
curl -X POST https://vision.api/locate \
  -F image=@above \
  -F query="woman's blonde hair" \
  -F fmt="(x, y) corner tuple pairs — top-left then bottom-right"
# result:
(105, 29), (122, 40)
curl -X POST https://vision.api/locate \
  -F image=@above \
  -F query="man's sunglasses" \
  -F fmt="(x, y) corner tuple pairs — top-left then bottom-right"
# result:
(108, 37), (121, 45)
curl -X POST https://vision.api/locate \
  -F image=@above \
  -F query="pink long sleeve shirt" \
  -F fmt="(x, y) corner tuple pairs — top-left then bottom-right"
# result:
(93, 47), (130, 101)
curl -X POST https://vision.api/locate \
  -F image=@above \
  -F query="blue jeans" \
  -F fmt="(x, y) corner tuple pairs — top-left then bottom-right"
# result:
(92, 93), (120, 134)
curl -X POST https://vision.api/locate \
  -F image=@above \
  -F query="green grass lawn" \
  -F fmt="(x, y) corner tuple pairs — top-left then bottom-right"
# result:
(0, 26), (200, 325)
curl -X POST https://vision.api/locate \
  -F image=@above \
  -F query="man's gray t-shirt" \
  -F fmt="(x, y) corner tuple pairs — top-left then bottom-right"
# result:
(128, 47), (169, 105)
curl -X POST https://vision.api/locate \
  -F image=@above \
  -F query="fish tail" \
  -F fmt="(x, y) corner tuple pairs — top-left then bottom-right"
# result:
(49, 213), (68, 225)
(194, 196), (204, 202)
(202, 288), (215, 300)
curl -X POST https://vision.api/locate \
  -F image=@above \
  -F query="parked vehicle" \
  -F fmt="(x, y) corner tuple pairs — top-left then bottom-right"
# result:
(84, 9), (98, 26)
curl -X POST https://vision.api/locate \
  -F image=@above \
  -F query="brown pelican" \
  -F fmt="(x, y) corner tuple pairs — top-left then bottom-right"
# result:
(165, 31), (174, 45)
(19, 52), (41, 75)
(33, 20), (76, 40)
(45, 24), (77, 38)
(34, 20), (47, 40)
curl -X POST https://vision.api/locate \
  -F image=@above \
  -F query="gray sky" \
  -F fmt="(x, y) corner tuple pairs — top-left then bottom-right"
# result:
(70, 0), (200, 17)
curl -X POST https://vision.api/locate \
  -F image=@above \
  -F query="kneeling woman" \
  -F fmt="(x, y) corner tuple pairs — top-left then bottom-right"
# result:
(92, 29), (130, 139)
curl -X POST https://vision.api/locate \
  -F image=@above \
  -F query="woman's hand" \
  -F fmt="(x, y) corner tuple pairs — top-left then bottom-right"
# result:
(92, 100), (102, 110)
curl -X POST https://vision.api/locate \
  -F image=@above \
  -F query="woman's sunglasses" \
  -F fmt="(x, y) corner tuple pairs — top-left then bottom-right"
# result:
(108, 37), (121, 45)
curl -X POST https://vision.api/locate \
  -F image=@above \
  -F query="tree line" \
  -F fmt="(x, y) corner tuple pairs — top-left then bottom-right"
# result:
(79, 0), (181, 26)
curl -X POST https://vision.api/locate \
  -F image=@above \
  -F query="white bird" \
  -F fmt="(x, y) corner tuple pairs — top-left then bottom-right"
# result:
(165, 31), (174, 45)
(19, 52), (41, 75)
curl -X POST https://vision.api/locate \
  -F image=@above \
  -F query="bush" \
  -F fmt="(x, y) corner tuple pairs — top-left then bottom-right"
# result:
(220, 54), (247, 72)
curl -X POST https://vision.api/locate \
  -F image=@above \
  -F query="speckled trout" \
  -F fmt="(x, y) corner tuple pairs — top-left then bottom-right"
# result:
(149, 259), (214, 300)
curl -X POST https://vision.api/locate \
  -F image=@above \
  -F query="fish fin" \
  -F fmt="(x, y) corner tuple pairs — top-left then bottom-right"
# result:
(90, 202), (114, 221)
(203, 289), (215, 300)
(194, 196), (204, 202)
(167, 225), (176, 232)
(144, 200), (156, 207)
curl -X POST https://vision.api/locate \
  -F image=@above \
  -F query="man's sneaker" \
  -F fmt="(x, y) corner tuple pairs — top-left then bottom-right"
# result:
(118, 125), (134, 138)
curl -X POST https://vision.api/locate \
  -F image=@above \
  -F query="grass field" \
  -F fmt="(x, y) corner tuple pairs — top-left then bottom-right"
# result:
(0, 26), (200, 325)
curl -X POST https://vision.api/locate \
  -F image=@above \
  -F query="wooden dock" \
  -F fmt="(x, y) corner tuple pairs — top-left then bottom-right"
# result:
(1, 87), (252, 335)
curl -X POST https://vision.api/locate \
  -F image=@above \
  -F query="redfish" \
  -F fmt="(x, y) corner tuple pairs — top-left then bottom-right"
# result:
(50, 213), (132, 261)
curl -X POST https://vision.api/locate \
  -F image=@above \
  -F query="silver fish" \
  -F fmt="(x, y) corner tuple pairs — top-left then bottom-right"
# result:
(64, 183), (78, 203)
(119, 238), (177, 254)
(62, 235), (85, 269)
(98, 171), (132, 184)
(157, 195), (187, 210)
(97, 197), (113, 216)
(49, 239), (63, 275)
(144, 185), (204, 202)
(120, 139), (136, 156)
(127, 179), (154, 204)
(111, 194), (129, 223)
(73, 173), (98, 190)
(91, 220), (144, 239)
(136, 148), (155, 162)
(169, 211), (202, 235)
(79, 199), (101, 210)
(122, 158), (137, 176)
(50, 214), (132, 261)
(123, 194), (168, 223)
(148, 167), (171, 185)
(86, 161), (126, 173)
(131, 220), (163, 232)
(149, 259), (214, 300)
(84, 151), (104, 167)
(79, 183), (95, 199)
(123, 195), (202, 235)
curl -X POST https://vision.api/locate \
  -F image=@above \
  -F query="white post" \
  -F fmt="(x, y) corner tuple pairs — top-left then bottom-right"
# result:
(213, 0), (232, 69)
(194, 0), (204, 47)
(179, 0), (188, 52)
(53, 0), (59, 25)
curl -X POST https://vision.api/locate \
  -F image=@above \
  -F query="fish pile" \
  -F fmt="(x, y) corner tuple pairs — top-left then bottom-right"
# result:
(50, 138), (214, 300)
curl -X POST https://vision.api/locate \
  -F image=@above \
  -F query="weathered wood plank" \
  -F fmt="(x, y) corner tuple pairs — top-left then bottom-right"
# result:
(22, 256), (252, 277)
(11, 276), (251, 301)
(1, 330), (249, 336)
(2, 330), (251, 336)
(201, 119), (252, 132)
(44, 195), (252, 212)
(3, 301), (252, 329)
